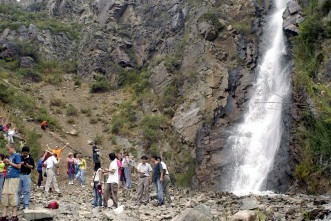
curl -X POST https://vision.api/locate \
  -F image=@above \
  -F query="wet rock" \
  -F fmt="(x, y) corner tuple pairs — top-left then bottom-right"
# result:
(241, 196), (259, 210)
(23, 208), (55, 221)
(282, 0), (304, 35)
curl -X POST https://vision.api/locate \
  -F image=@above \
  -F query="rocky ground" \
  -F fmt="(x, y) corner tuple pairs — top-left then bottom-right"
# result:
(15, 173), (331, 221)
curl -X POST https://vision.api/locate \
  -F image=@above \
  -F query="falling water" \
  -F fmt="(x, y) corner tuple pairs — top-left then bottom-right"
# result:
(228, 0), (291, 195)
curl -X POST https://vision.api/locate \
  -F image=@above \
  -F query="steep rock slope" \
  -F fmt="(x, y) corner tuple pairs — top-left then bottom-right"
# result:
(0, 0), (284, 189)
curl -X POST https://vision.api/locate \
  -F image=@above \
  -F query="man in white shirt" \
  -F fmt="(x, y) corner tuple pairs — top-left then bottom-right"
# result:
(136, 155), (153, 205)
(103, 153), (119, 208)
(43, 153), (61, 195)
(158, 157), (171, 203)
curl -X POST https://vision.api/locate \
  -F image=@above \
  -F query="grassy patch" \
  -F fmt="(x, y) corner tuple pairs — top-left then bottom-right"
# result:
(110, 100), (136, 135)
(90, 76), (113, 93)
(66, 104), (78, 116)
(0, 3), (81, 39)
(140, 114), (167, 143)
(292, 0), (331, 192)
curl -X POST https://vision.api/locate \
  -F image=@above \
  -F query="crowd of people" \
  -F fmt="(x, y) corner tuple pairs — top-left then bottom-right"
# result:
(91, 145), (172, 209)
(0, 116), (173, 221)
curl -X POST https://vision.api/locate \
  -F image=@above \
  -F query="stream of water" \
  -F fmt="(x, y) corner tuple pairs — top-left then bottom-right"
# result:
(227, 0), (291, 195)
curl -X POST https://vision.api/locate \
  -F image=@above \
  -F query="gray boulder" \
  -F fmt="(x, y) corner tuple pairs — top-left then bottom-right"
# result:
(171, 204), (212, 221)
(20, 56), (35, 68)
(282, 0), (304, 35)
(23, 208), (55, 221)
(230, 210), (257, 221)
(198, 21), (218, 41)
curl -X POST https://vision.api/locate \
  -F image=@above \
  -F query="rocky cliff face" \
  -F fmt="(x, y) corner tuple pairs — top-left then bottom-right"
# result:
(0, 0), (304, 191)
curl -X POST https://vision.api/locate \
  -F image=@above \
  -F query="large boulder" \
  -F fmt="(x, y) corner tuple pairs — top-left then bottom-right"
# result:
(20, 56), (35, 68)
(23, 208), (55, 221)
(230, 210), (257, 221)
(171, 205), (212, 221)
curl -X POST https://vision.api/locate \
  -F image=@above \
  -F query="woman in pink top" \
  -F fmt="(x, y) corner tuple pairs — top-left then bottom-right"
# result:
(66, 153), (76, 185)
(116, 152), (125, 187)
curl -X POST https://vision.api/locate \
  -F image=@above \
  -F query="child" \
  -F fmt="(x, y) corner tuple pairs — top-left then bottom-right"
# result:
(76, 153), (86, 187)
(93, 163), (103, 208)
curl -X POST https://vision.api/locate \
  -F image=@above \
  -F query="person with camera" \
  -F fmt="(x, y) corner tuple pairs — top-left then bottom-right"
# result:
(17, 146), (34, 210)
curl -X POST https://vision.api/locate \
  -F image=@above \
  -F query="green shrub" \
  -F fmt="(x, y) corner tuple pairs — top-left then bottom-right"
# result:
(164, 55), (181, 73)
(80, 108), (91, 114)
(160, 85), (178, 108)
(0, 83), (14, 104)
(90, 76), (113, 93)
(200, 12), (224, 31)
(94, 134), (103, 145)
(67, 118), (75, 124)
(49, 98), (66, 108)
(140, 115), (167, 142)
(17, 68), (42, 82)
(90, 118), (98, 124)
(66, 104), (78, 116)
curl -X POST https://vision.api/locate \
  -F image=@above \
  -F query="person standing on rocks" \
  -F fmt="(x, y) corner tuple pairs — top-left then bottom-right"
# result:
(76, 153), (86, 187)
(17, 146), (35, 210)
(47, 142), (69, 175)
(92, 144), (100, 171)
(0, 154), (5, 201)
(136, 155), (152, 206)
(93, 163), (103, 208)
(157, 157), (171, 203)
(122, 151), (132, 189)
(103, 153), (119, 208)
(44, 153), (61, 196)
(1, 143), (22, 221)
(66, 153), (76, 185)
(116, 152), (125, 188)
(151, 155), (164, 206)
(36, 151), (49, 188)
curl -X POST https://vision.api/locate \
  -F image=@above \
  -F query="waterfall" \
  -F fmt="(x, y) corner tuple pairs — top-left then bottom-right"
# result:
(227, 0), (291, 195)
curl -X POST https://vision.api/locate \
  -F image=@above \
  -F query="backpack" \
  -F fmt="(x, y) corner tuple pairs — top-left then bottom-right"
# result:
(47, 201), (59, 209)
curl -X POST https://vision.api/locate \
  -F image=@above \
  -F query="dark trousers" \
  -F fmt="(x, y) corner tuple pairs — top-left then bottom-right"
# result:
(37, 170), (43, 186)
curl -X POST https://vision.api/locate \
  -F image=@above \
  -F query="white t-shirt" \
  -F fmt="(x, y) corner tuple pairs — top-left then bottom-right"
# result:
(106, 160), (118, 184)
(137, 163), (153, 177)
(44, 155), (58, 169)
(161, 162), (169, 175)
(94, 168), (102, 182)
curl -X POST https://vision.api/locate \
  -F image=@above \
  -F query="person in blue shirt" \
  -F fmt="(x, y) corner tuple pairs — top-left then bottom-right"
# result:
(0, 143), (21, 221)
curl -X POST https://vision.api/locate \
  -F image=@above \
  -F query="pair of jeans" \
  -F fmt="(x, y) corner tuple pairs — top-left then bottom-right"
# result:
(17, 174), (31, 209)
(68, 164), (75, 180)
(76, 170), (85, 186)
(0, 173), (5, 201)
(153, 179), (163, 205)
(37, 170), (43, 186)
(124, 167), (131, 188)
(93, 181), (102, 207)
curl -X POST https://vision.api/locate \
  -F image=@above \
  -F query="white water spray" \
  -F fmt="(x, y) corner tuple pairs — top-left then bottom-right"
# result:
(228, 0), (291, 195)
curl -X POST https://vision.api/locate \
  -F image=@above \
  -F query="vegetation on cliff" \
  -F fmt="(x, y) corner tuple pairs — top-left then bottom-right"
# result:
(293, 0), (331, 193)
